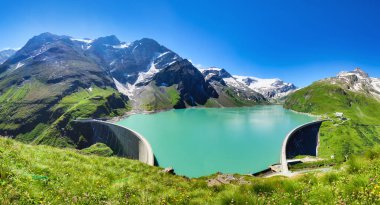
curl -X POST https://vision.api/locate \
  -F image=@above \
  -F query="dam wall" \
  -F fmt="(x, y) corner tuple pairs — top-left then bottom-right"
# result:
(74, 120), (154, 165)
(280, 120), (324, 173)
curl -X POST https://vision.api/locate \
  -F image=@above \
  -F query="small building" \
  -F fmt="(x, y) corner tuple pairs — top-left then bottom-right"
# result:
(335, 112), (344, 118)
(335, 112), (347, 120)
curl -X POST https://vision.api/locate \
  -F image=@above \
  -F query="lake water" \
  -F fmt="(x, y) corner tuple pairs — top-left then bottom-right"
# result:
(117, 105), (316, 177)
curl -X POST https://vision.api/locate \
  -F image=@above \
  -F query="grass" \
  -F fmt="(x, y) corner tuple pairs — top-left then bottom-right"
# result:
(0, 82), (130, 148)
(1, 137), (380, 204)
(166, 86), (180, 106)
(289, 159), (336, 171)
(0, 81), (56, 133)
(138, 83), (183, 111)
(32, 86), (130, 147)
(80, 143), (114, 157)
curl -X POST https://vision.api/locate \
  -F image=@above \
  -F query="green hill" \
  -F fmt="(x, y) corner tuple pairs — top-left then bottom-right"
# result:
(1, 85), (130, 148)
(284, 81), (380, 160)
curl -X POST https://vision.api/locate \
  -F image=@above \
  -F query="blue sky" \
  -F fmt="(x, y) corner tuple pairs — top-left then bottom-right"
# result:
(0, 0), (379, 87)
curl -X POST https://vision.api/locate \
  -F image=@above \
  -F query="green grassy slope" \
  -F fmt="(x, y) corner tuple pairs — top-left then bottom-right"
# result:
(135, 83), (181, 111)
(33, 86), (130, 147)
(284, 81), (380, 160)
(80, 143), (114, 157)
(1, 137), (380, 204)
(0, 83), (130, 148)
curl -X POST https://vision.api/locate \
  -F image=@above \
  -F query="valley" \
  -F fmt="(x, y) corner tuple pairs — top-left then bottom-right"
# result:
(1, 33), (380, 204)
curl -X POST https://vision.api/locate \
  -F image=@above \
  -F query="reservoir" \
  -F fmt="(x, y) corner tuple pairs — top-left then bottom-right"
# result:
(117, 105), (316, 177)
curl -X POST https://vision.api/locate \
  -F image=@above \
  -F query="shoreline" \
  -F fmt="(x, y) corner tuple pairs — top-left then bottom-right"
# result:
(110, 104), (289, 122)
(285, 108), (321, 119)
(106, 104), (322, 178)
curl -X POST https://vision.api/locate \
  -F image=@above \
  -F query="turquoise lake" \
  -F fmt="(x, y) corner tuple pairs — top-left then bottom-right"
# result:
(117, 105), (316, 177)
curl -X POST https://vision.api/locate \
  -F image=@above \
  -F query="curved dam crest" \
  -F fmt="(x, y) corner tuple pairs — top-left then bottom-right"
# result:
(280, 121), (324, 173)
(74, 120), (154, 165)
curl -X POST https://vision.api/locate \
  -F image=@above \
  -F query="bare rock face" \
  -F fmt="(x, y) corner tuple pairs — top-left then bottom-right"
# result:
(0, 33), (114, 92)
(162, 167), (175, 175)
(153, 59), (218, 108)
(207, 174), (251, 187)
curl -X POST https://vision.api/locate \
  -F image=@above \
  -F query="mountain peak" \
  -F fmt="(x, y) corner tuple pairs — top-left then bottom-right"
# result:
(353, 68), (369, 77)
(338, 68), (369, 79)
(130, 38), (161, 49)
(138, 38), (159, 44)
(31, 32), (65, 42)
(20, 32), (67, 53)
(93, 35), (121, 45)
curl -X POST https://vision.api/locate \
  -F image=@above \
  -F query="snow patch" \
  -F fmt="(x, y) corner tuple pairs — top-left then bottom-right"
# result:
(113, 78), (131, 96)
(157, 51), (170, 58)
(223, 75), (296, 99)
(234, 75), (279, 89)
(70, 38), (93, 44)
(134, 61), (160, 85)
(168, 61), (177, 66)
(223, 77), (245, 88)
(15, 62), (24, 70)
(371, 77), (380, 93)
(199, 67), (222, 72)
(112, 43), (130, 49)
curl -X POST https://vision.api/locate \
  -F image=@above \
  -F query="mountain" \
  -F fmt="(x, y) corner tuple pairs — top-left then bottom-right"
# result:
(151, 60), (218, 108)
(71, 36), (182, 86)
(284, 68), (380, 160)
(0, 32), (280, 147)
(0, 33), (129, 147)
(0, 33), (114, 88)
(69, 35), (227, 110)
(0, 49), (16, 64)
(69, 35), (270, 110)
(330, 68), (380, 100)
(200, 67), (296, 101)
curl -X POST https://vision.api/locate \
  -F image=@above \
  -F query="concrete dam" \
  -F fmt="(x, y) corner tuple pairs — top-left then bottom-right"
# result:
(74, 120), (154, 165)
(73, 114), (322, 176)
(280, 120), (324, 173)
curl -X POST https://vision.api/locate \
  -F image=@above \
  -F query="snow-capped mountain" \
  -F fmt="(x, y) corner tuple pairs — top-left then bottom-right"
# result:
(330, 68), (380, 100)
(0, 49), (16, 64)
(0, 32), (295, 113)
(70, 36), (182, 99)
(234, 76), (296, 99)
(200, 67), (297, 99)
(74, 36), (181, 85)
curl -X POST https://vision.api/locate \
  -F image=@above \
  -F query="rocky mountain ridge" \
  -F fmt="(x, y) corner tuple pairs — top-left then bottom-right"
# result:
(323, 68), (380, 100)
(200, 67), (296, 100)
(0, 32), (300, 147)
(0, 33), (293, 110)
